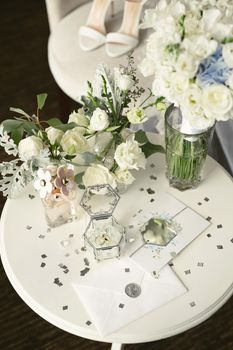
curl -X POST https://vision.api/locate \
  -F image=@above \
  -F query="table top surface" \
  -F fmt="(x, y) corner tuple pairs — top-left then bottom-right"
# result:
(1, 142), (233, 344)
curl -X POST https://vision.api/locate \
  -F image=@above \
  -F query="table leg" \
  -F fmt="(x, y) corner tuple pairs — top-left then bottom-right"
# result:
(111, 343), (124, 350)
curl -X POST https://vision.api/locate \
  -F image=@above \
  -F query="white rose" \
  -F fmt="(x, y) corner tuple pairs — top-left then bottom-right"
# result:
(184, 12), (202, 36)
(227, 73), (233, 89)
(175, 53), (199, 78)
(180, 84), (215, 131)
(222, 43), (233, 68)
(115, 168), (135, 185)
(212, 22), (233, 41)
(68, 109), (89, 127)
(61, 128), (89, 155)
(169, 72), (190, 102)
(114, 139), (146, 170)
(183, 35), (218, 59)
(82, 164), (117, 189)
(117, 74), (134, 91)
(18, 135), (43, 161)
(46, 126), (64, 145)
(90, 108), (109, 131)
(202, 84), (233, 120)
(127, 108), (148, 124)
(138, 58), (155, 77)
(202, 8), (222, 33)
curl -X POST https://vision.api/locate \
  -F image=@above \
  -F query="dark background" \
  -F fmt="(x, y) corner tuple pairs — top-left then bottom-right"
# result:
(0, 1), (232, 349)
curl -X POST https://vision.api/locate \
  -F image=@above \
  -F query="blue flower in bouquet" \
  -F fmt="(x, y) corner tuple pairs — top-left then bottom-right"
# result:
(197, 46), (233, 87)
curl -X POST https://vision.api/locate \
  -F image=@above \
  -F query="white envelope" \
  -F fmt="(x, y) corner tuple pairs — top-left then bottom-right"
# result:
(72, 257), (187, 336)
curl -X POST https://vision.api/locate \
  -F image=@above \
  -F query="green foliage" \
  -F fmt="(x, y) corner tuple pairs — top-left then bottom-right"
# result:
(135, 130), (149, 144)
(47, 118), (77, 132)
(222, 37), (233, 44)
(141, 142), (165, 158)
(37, 93), (48, 110)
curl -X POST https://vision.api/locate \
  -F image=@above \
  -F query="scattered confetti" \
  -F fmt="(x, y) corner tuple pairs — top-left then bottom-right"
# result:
(217, 245), (223, 249)
(207, 233), (212, 238)
(139, 188), (144, 191)
(47, 228), (51, 233)
(64, 253), (70, 257)
(80, 267), (90, 276)
(231, 238), (233, 243)
(86, 320), (92, 326)
(150, 163), (155, 168)
(62, 305), (68, 311)
(26, 226), (32, 230)
(206, 216), (212, 222)
(204, 197), (210, 202)
(69, 234), (74, 238)
(81, 246), (87, 252)
(190, 301), (196, 307)
(74, 249), (79, 254)
(168, 262), (174, 267)
(53, 278), (63, 287)
(40, 262), (46, 268)
(84, 258), (90, 266)
(185, 269), (191, 275)
(197, 202), (202, 206)
(146, 188), (155, 195)
(41, 254), (47, 259)
(39, 234), (45, 239)
(150, 198), (155, 203)
(217, 224), (223, 229)
(150, 175), (157, 180)
(125, 268), (130, 273)
(119, 303), (125, 308)
(197, 262), (204, 267)
(138, 209), (143, 213)
(28, 194), (35, 199)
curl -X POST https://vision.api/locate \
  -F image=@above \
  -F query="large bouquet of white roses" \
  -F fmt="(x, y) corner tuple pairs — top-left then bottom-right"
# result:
(0, 57), (163, 198)
(139, 0), (233, 131)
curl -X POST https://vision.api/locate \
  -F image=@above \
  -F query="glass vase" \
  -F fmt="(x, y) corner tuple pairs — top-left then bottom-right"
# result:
(42, 189), (78, 228)
(34, 163), (79, 228)
(165, 106), (214, 191)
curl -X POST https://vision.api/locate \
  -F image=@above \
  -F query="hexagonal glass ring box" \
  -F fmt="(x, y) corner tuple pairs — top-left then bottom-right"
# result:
(140, 217), (177, 246)
(80, 184), (126, 261)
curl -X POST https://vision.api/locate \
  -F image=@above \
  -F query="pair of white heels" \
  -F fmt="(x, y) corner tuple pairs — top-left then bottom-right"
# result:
(79, 0), (147, 57)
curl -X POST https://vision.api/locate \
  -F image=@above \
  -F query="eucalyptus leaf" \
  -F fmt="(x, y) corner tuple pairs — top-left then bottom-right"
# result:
(80, 152), (97, 165)
(75, 171), (85, 184)
(11, 127), (24, 145)
(37, 93), (48, 110)
(135, 130), (149, 144)
(141, 142), (165, 158)
(9, 107), (30, 118)
(2, 119), (24, 132)
(106, 126), (120, 132)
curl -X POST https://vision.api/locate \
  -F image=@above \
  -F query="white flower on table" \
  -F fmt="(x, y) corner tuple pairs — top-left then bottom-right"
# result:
(138, 58), (155, 77)
(127, 108), (148, 124)
(46, 127), (64, 145)
(61, 128), (90, 155)
(68, 109), (89, 127)
(183, 35), (218, 60)
(115, 168), (135, 185)
(34, 169), (53, 199)
(89, 108), (110, 131)
(202, 84), (233, 121)
(175, 53), (199, 78)
(114, 68), (134, 91)
(222, 43), (233, 68)
(18, 135), (43, 161)
(83, 164), (117, 189)
(114, 139), (146, 171)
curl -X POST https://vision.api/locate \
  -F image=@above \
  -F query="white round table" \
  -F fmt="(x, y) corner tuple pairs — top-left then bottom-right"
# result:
(1, 146), (233, 346)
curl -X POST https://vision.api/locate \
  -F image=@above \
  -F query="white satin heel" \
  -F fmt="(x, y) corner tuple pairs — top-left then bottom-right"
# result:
(106, 0), (148, 57)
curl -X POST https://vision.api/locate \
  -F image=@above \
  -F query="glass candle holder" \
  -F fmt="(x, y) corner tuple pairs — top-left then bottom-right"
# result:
(80, 184), (125, 261)
(165, 105), (214, 191)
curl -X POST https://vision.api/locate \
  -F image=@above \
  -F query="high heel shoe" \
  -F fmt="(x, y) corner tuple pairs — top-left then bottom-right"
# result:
(79, 0), (115, 51)
(106, 0), (147, 57)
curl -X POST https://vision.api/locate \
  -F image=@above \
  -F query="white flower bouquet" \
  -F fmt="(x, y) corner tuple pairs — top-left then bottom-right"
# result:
(139, 0), (233, 189)
(139, 0), (233, 131)
(0, 57), (164, 198)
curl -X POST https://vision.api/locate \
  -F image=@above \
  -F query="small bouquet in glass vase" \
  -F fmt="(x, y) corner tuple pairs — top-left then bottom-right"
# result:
(0, 57), (163, 225)
(139, 0), (233, 190)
